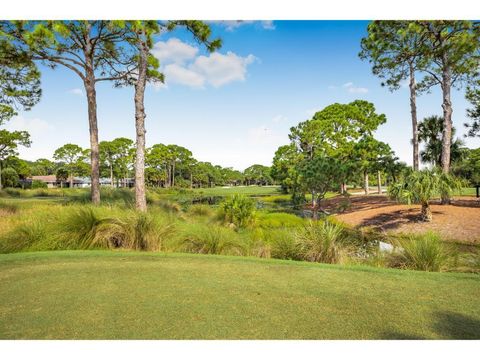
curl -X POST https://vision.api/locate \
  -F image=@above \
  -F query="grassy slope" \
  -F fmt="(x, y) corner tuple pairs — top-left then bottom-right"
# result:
(0, 251), (479, 340)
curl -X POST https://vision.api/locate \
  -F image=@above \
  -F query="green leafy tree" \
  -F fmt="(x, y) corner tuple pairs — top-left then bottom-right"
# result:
(0, 129), (30, 189)
(53, 144), (87, 188)
(451, 147), (480, 185)
(55, 167), (68, 188)
(414, 21), (480, 173)
(1, 20), (138, 204)
(0, 167), (19, 188)
(360, 21), (429, 170)
(465, 84), (480, 137)
(30, 158), (55, 175)
(0, 38), (41, 124)
(244, 164), (273, 186)
(297, 155), (343, 218)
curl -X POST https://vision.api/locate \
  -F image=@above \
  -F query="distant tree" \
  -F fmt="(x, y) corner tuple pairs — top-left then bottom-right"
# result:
(414, 21), (480, 173)
(297, 155), (343, 218)
(31, 158), (55, 175)
(360, 21), (429, 170)
(418, 115), (465, 167)
(465, 84), (480, 137)
(452, 147), (480, 185)
(353, 136), (393, 195)
(0, 167), (19, 188)
(99, 138), (134, 187)
(244, 164), (273, 186)
(55, 167), (69, 188)
(53, 144), (87, 188)
(0, 129), (30, 189)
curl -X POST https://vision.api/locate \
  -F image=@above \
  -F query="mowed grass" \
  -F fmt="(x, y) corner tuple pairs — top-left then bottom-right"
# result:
(0, 251), (479, 339)
(191, 186), (282, 196)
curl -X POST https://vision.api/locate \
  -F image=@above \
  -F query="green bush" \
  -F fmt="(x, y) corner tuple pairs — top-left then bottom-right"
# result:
(269, 230), (301, 260)
(1, 168), (19, 188)
(31, 180), (48, 189)
(393, 232), (448, 272)
(218, 194), (257, 228)
(178, 223), (245, 255)
(295, 220), (347, 264)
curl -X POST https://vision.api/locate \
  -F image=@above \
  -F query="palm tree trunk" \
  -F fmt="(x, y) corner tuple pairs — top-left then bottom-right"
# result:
(133, 31), (148, 212)
(421, 202), (433, 222)
(110, 164), (114, 187)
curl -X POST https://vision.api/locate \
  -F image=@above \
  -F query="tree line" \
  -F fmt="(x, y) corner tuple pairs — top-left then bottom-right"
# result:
(0, 140), (274, 189)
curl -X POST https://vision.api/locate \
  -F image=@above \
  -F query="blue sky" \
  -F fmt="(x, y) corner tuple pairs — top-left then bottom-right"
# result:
(7, 20), (480, 170)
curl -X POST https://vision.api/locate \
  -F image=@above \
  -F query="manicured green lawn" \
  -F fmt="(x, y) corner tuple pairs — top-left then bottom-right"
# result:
(0, 251), (479, 339)
(192, 185), (282, 196)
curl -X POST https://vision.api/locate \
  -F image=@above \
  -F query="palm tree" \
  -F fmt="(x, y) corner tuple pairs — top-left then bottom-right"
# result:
(389, 169), (463, 221)
(418, 116), (465, 167)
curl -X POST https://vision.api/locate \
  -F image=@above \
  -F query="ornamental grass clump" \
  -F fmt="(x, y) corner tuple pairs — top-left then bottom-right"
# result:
(394, 232), (448, 272)
(295, 219), (347, 264)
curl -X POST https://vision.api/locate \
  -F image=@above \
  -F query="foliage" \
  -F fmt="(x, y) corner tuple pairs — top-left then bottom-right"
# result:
(178, 223), (245, 256)
(393, 232), (449, 272)
(295, 220), (347, 264)
(0, 167), (19, 188)
(218, 194), (257, 228)
(31, 179), (47, 189)
(418, 115), (465, 166)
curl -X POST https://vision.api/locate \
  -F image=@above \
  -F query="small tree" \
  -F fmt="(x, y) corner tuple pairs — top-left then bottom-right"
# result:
(0, 129), (30, 189)
(1, 167), (19, 188)
(53, 144), (86, 188)
(297, 155), (342, 219)
(389, 169), (463, 221)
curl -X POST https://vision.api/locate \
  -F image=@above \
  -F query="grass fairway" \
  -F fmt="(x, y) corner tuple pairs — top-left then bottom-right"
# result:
(191, 185), (282, 196)
(0, 251), (479, 339)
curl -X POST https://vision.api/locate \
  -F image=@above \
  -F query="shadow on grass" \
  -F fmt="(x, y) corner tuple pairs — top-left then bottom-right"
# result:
(381, 311), (480, 340)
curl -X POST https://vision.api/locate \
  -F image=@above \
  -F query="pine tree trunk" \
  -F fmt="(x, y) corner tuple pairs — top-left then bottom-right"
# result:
(409, 64), (420, 171)
(133, 33), (148, 212)
(110, 164), (113, 187)
(69, 170), (73, 188)
(0, 161), (2, 190)
(364, 171), (369, 195)
(421, 202), (433, 222)
(377, 170), (382, 195)
(84, 70), (101, 205)
(441, 64), (453, 174)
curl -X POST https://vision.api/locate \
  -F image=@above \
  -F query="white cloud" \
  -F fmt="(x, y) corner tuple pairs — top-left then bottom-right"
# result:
(261, 21), (276, 30)
(164, 63), (205, 88)
(191, 52), (256, 87)
(151, 38), (198, 65)
(343, 82), (369, 94)
(6, 115), (54, 136)
(152, 38), (257, 89)
(68, 88), (83, 96)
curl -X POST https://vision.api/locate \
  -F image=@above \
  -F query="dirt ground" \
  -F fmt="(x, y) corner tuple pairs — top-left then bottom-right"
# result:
(328, 195), (480, 244)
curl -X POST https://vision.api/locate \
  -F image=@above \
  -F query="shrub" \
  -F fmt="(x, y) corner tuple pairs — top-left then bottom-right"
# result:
(218, 194), (256, 228)
(119, 212), (175, 251)
(269, 230), (301, 260)
(179, 223), (245, 255)
(31, 180), (48, 189)
(393, 232), (448, 272)
(2, 188), (20, 197)
(295, 220), (347, 264)
(1, 168), (19, 188)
